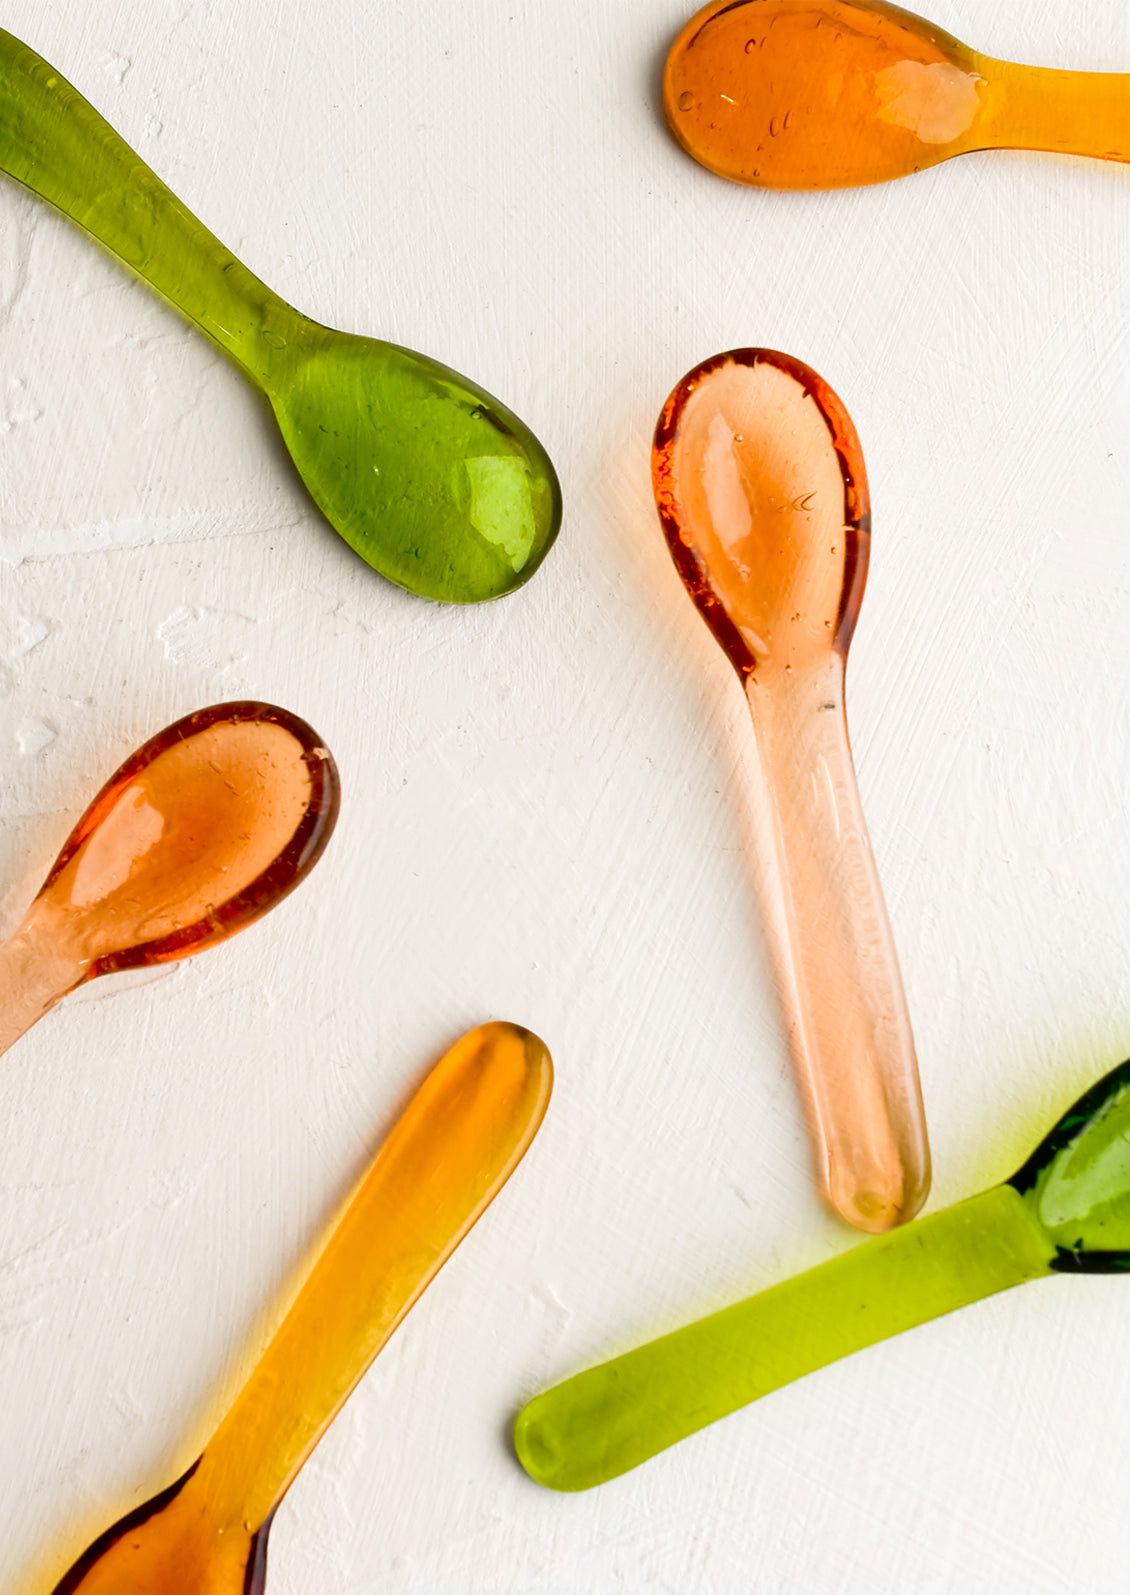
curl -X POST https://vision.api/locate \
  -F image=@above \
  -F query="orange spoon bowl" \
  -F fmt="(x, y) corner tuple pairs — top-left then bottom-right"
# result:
(0, 701), (340, 1058)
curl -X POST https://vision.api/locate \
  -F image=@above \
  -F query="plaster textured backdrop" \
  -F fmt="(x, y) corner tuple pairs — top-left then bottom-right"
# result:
(2, 1), (1130, 1591)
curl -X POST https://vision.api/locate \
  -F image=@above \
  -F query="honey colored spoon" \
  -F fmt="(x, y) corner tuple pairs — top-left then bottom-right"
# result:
(664, 0), (1130, 190)
(0, 31), (561, 603)
(516, 1052), (1130, 1491)
(48, 1020), (552, 1592)
(653, 349), (926, 1231)
(0, 701), (339, 1059)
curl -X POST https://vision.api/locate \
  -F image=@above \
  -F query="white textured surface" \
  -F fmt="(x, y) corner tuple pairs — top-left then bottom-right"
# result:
(2, 1), (1130, 1590)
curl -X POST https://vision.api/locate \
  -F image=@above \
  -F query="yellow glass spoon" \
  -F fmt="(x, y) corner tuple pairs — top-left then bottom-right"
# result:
(0, 702), (339, 1060)
(46, 1021), (552, 1593)
(665, 0), (1130, 190)
(654, 348), (928, 1231)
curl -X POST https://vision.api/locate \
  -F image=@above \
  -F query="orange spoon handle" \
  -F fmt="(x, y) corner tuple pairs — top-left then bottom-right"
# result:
(190, 1021), (552, 1531)
(0, 914), (87, 1058)
(746, 658), (929, 1232)
(981, 62), (1130, 163)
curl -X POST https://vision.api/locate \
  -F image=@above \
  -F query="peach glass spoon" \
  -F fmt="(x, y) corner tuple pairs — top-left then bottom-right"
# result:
(0, 701), (339, 1059)
(653, 348), (927, 1231)
(47, 1020), (553, 1594)
(664, 0), (1130, 190)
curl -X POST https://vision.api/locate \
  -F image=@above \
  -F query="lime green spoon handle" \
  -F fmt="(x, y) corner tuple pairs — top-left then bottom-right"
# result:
(0, 31), (561, 603)
(0, 30), (284, 383)
(515, 1186), (1053, 1490)
(516, 1059), (1130, 1490)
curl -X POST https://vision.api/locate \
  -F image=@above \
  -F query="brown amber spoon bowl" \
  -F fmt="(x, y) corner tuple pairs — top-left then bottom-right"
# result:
(0, 701), (340, 1058)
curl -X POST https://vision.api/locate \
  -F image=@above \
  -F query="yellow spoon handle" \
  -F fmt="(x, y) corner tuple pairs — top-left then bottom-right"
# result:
(190, 1022), (552, 1530)
(980, 60), (1130, 162)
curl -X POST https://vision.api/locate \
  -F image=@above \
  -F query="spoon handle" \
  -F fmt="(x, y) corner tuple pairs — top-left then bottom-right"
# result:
(514, 1182), (1056, 1491)
(188, 1022), (552, 1531)
(978, 61), (1130, 163)
(0, 914), (89, 1059)
(0, 30), (290, 383)
(745, 657), (928, 1232)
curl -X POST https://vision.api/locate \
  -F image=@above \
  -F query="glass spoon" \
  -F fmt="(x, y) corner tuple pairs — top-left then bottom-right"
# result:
(664, 0), (1130, 191)
(515, 1051), (1130, 1490)
(0, 30), (562, 603)
(653, 348), (927, 1232)
(0, 701), (339, 1059)
(47, 1020), (553, 1592)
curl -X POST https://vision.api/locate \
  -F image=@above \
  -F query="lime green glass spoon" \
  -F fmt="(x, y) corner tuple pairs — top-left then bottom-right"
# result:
(0, 31), (561, 603)
(516, 1055), (1130, 1490)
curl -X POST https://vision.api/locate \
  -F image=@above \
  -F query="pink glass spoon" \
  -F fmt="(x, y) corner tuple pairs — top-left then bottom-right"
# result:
(653, 348), (928, 1231)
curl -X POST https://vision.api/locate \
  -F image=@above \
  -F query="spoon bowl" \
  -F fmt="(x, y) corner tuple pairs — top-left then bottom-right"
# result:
(516, 1053), (1130, 1490)
(664, 0), (1130, 190)
(654, 348), (927, 1231)
(0, 701), (339, 1058)
(0, 30), (561, 602)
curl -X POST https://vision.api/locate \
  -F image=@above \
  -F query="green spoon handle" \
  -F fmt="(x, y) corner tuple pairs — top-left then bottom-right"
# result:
(0, 29), (289, 383)
(514, 1183), (1057, 1491)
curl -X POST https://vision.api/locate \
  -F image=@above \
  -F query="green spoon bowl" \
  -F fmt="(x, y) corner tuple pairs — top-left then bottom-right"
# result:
(0, 31), (561, 603)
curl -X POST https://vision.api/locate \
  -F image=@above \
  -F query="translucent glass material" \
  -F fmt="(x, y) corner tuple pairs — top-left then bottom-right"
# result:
(515, 1056), (1130, 1491)
(0, 30), (562, 602)
(48, 1022), (553, 1592)
(664, 0), (1130, 190)
(653, 348), (927, 1232)
(0, 702), (339, 1058)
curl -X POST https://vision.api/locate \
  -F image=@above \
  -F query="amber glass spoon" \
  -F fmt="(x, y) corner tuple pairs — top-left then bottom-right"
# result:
(47, 1021), (552, 1592)
(653, 348), (927, 1231)
(0, 701), (339, 1059)
(665, 0), (1130, 190)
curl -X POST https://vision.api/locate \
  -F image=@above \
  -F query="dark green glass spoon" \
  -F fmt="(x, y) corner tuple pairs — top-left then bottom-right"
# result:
(0, 31), (561, 603)
(516, 1056), (1130, 1489)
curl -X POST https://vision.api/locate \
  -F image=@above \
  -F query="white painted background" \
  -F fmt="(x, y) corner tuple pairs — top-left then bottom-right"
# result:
(2, 1), (1130, 1589)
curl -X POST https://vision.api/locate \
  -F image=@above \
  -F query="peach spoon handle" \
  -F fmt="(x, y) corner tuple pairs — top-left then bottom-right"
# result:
(746, 658), (928, 1231)
(0, 916), (88, 1058)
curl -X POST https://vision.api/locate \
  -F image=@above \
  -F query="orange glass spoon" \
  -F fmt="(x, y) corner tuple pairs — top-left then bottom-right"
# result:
(653, 348), (927, 1231)
(0, 701), (339, 1059)
(46, 1020), (553, 1593)
(664, 0), (1130, 190)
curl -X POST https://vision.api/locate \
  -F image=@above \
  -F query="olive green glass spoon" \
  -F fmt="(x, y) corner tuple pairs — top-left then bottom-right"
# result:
(0, 31), (561, 603)
(516, 1055), (1130, 1490)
